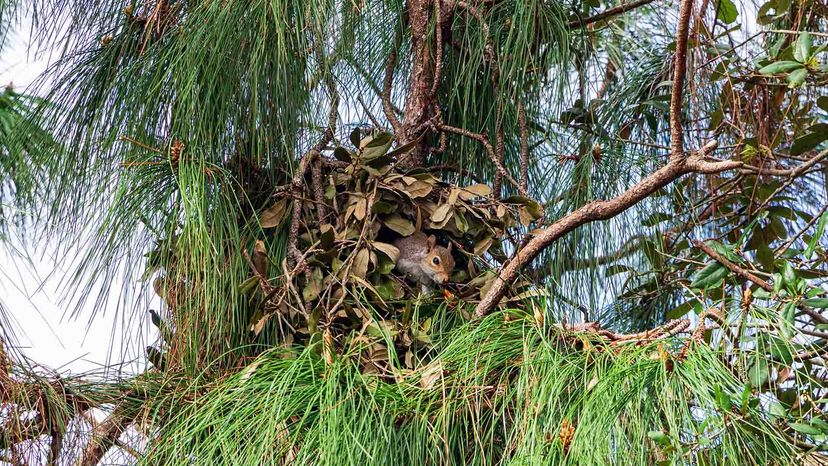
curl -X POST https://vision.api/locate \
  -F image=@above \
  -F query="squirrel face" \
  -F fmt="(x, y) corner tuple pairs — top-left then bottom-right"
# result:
(421, 235), (455, 284)
(393, 232), (455, 289)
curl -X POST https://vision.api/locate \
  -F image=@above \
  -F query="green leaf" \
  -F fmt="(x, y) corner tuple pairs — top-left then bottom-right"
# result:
(647, 431), (670, 446)
(786, 67), (807, 88)
(714, 385), (732, 411)
(758, 60), (804, 75)
(794, 32), (812, 62)
(803, 298), (828, 308)
(817, 96), (828, 112)
(691, 262), (729, 288)
(790, 423), (822, 435)
(716, 0), (738, 24)
(334, 146), (352, 163)
(748, 357), (770, 388)
(360, 132), (394, 160)
(791, 129), (828, 156)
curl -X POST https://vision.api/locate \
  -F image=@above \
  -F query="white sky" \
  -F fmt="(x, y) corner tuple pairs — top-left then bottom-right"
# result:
(0, 23), (150, 376)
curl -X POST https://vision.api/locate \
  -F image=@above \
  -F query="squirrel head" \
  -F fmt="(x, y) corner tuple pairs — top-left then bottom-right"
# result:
(421, 235), (455, 284)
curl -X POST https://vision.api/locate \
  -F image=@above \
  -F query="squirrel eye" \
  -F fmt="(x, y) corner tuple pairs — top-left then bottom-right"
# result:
(432, 257), (440, 265)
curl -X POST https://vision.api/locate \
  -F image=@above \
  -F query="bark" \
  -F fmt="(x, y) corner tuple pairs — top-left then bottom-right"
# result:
(399, 0), (437, 168)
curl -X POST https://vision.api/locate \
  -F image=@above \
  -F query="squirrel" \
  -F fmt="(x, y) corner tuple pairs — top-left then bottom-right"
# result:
(393, 231), (455, 293)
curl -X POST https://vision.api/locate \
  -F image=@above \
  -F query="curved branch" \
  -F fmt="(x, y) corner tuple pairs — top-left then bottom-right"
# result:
(474, 142), (741, 317)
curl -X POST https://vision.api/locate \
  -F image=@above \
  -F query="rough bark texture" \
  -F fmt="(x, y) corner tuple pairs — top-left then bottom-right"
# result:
(399, 0), (436, 168)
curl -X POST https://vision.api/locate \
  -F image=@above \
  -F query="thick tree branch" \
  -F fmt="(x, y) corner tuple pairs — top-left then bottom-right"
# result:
(670, 0), (695, 160)
(78, 404), (135, 466)
(473, 0), (705, 317)
(474, 142), (741, 317)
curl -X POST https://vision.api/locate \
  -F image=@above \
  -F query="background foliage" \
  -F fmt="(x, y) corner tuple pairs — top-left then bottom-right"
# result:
(1, 0), (828, 464)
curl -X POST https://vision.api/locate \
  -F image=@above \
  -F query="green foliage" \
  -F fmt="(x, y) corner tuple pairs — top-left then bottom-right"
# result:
(141, 314), (799, 465)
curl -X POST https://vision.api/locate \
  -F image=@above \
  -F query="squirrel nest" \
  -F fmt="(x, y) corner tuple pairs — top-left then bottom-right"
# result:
(236, 129), (544, 369)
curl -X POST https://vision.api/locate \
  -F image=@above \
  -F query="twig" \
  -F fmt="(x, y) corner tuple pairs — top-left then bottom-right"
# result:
(437, 124), (528, 197)
(567, 0), (658, 28)
(693, 240), (771, 291)
(518, 101), (529, 193)
(357, 95), (383, 129)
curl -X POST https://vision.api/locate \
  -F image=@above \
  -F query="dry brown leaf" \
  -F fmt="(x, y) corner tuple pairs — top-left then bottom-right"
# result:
(406, 180), (433, 198)
(419, 360), (444, 389)
(458, 183), (492, 200)
(352, 248), (370, 279)
(261, 199), (289, 228)
(373, 241), (400, 262)
(383, 215), (416, 236)
(430, 204), (453, 223)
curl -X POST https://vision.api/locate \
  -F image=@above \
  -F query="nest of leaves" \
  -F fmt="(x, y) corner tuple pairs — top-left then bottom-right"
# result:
(241, 129), (544, 371)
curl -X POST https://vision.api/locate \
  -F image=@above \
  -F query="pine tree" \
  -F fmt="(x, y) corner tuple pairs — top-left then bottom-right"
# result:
(2, 0), (828, 464)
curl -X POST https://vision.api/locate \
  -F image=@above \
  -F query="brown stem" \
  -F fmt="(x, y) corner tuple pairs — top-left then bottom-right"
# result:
(693, 239), (828, 325)
(518, 101), (529, 193)
(78, 406), (134, 466)
(474, 141), (741, 317)
(288, 134), (333, 269)
(693, 240), (771, 291)
(438, 123), (528, 197)
(567, 0), (658, 28)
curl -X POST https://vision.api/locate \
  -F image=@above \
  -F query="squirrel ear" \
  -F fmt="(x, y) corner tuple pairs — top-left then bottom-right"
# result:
(426, 235), (436, 250)
(446, 242), (453, 252)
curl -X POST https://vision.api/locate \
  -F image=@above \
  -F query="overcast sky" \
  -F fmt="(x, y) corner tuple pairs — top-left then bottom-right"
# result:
(0, 22), (150, 376)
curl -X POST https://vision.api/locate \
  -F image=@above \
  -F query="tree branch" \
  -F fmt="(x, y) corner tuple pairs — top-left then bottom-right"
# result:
(567, 0), (658, 28)
(474, 142), (741, 317)
(473, 0), (708, 318)
(78, 404), (135, 466)
(383, 28), (404, 137)
(693, 240), (771, 291)
(437, 123), (529, 197)
(669, 0), (695, 160)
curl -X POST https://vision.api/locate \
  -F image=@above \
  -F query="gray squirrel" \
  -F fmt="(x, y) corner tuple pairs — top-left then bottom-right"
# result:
(393, 232), (455, 292)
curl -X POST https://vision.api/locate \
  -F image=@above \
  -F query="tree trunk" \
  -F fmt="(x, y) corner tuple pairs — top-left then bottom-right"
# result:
(399, 0), (436, 168)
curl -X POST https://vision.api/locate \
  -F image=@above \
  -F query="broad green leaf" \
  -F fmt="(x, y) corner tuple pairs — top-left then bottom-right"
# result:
(786, 67), (807, 88)
(717, 0), (738, 24)
(758, 60), (804, 75)
(794, 32), (812, 62)
(790, 423), (821, 435)
(691, 262), (728, 288)
(791, 129), (828, 156)
(803, 298), (828, 308)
